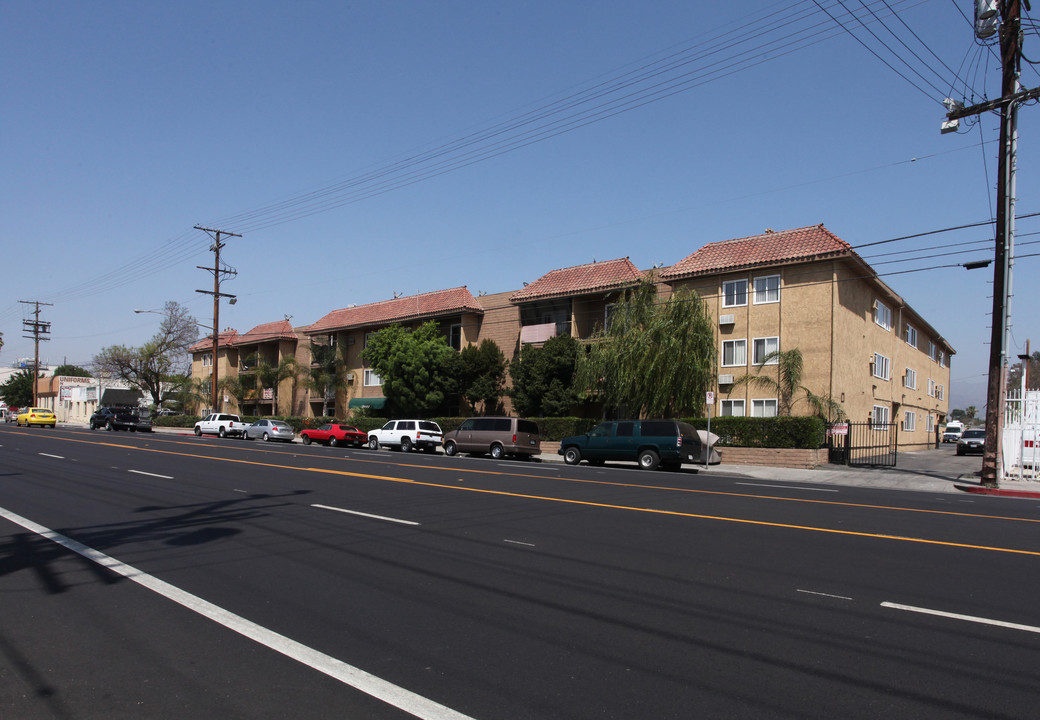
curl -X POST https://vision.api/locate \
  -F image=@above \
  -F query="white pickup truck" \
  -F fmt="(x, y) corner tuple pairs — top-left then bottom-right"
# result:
(367, 419), (443, 453)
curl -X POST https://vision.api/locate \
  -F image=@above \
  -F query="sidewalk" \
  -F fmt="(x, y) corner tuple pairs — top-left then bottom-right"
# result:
(138, 426), (1040, 499)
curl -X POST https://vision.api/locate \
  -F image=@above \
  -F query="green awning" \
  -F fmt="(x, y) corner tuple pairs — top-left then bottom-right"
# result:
(348, 397), (387, 409)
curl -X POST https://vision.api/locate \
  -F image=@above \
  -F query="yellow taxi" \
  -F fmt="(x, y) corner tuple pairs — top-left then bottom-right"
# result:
(16, 407), (57, 428)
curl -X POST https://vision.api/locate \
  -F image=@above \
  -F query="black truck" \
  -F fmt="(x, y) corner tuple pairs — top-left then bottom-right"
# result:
(89, 406), (152, 432)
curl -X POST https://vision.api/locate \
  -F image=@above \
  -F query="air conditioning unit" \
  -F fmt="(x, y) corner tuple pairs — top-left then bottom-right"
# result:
(718, 314), (735, 325)
(345, 373), (354, 381)
(718, 374), (734, 385)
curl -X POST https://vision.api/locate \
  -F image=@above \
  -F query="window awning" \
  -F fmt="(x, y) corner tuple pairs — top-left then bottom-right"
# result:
(519, 322), (557, 345)
(348, 397), (387, 409)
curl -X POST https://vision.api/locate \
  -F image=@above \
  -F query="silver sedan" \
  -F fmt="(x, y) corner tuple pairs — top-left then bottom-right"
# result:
(243, 419), (296, 443)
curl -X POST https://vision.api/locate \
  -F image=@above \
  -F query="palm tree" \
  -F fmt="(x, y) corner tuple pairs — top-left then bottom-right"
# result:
(305, 341), (346, 418)
(251, 355), (302, 416)
(731, 348), (846, 421)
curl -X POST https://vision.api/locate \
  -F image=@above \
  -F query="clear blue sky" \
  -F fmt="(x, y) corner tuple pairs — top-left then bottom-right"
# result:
(3, 0), (1038, 411)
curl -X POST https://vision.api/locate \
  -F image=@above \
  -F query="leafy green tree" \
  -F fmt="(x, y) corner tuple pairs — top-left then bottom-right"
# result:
(361, 322), (454, 416)
(509, 333), (581, 417)
(950, 408), (967, 422)
(575, 281), (715, 417)
(454, 339), (507, 414)
(964, 405), (978, 423)
(93, 301), (200, 406)
(306, 341), (346, 417)
(54, 364), (92, 378)
(0, 368), (39, 407)
(731, 348), (846, 421)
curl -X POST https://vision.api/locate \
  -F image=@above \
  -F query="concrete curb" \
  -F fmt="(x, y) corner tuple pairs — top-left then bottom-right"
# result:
(955, 484), (1040, 499)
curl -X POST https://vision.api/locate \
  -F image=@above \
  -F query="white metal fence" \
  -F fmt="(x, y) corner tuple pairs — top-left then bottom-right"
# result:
(1003, 389), (1040, 481)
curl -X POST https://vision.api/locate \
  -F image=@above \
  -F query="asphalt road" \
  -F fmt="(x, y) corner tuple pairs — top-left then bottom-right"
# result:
(2, 424), (1040, 719)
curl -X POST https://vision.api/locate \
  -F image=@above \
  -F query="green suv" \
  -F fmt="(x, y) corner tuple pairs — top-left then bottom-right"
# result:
(558, 419), (703, 470)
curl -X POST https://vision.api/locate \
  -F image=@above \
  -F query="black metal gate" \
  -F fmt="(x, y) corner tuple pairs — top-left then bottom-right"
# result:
(828, 421), (898, 467)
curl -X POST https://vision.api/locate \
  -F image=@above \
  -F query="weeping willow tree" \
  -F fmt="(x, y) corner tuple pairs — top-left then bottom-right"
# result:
(575, 280), (716, 417)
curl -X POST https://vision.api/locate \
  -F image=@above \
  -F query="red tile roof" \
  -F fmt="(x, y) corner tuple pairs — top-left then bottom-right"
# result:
(306, 286), (483, 334)
(509, 257), (644, 303)
(660, 225), (853, 279)
(235, 320), (296, 346)
(188, 329), (239, 353)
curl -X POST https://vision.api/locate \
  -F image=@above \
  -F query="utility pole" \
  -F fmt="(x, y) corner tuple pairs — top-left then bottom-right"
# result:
(19, 300), (53, 406)
(194, 226), (240, 413)
(946, 0), (1036, 487)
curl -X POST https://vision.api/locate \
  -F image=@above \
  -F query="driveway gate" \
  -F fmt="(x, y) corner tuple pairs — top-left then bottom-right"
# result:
(828, 421), (897, 467)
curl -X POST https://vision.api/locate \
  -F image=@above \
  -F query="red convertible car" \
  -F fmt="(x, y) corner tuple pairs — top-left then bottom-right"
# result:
(299, 423), (368, 448)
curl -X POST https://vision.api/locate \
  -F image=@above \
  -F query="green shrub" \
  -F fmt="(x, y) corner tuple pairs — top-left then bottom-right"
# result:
(683, 416), (826, 449)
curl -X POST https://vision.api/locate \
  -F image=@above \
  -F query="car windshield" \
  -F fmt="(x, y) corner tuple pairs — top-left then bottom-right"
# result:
(962, 430), (985, 439)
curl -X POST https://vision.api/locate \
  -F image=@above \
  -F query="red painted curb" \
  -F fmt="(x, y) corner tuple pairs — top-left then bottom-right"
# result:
(955, 484), (1040, 499)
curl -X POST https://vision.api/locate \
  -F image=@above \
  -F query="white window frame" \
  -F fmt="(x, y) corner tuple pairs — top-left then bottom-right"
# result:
(722, 339), (747, 367)
(904, 410), (916, 432)
(872, 405), (890, 431)
(926, 414), (935, 432)
(752, 274), (780, 304)
(201, 353), (212, 367)
(936, 384), (945, 401)
(929, 341), (938, 361)
(752, 336), (780, 365)
(751, 399), (778, 418)
(364, 332), (378, 348)
(874, 300), (892, 330)
(903, 368), (917, 389)
(363, 369), (382, 387)
(939, 351), (946, 368)
(905, 324), (917, 347)
(722, 279), (748, 308)
(720, 399), (745, 417)
(872, 352), (891, 381)
(928, 378), (936, 397)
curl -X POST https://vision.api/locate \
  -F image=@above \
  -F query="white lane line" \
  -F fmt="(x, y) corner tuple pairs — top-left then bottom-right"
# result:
(734, 482), (838, 492)
(39, 453), (64, 459)
(797, 589), (853, 600)
(311, 504), (420, 526)
(129, 470), (173, 480)
(0, 505), (474, 720)
(503, 539), (535, 547)
(881, 601), (1040, 634)
(233, 489), (248, 494)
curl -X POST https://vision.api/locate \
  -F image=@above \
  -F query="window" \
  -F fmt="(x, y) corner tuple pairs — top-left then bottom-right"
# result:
(939, 351), (946, 368)
(927, 414), (935, 432)
(201, 353), (212, 367)
(927, 378), (935, 396)
(903, 368), (917, 389)
(753, 336), (779, 365)
(904, 411), (916, 432)
(722, 279), (748, 308)
(722, 339), (747, 367)
(720, 399), (745, 417)
(363, 369), (382, 387)
(874, 300), (892, 330)
(905, 324), (917, 347)
(364, 332), (378, 348)
(753, 274), (780, 304)
(936, 384), (945, 401)
(604, 303), (618, 331)
(449, 323), (462, 351)
(928, 341), (938, 361)
(751, 399), (778, 417)
(872, 405), (890, 430)
(872, 352), (890, 380)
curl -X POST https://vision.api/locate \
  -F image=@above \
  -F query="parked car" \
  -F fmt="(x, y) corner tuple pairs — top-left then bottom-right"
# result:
(15, 407), (56, 428)
(558, 419), (704, 470)
(442, 416), (541, 459)
(300, 423), (367, 447)
(368, 419), (443, 453)
(90, 406), (151, 432)
(3, 406), (18, 423)
(942, 426), (964, 443)
(244, 419), (295, 443)
(194, 413), (245, 438)
(956, 428), (986, 455)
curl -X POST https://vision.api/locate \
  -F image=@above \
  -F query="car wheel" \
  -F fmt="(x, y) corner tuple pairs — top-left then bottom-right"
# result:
(194, 426), (202, 436)
(329, 436), (339, 447)
(444, 441), (458, 457)
(490, 443), (505, 460)
(244, 433), (253, 441)
(401, 437), (413, 453)
(107, 421), (115, 431)
(263, 433), (270, 442)
(956, 448), (964, 456)
(218, 427), (227, 438)
(638, 449), (661, 470)
(563, 447), (582, 465)
(369, 437), (380, 450)
(302, 435), (312, 445)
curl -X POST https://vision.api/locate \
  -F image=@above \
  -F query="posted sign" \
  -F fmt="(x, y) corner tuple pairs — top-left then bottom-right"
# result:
(706, 391), (715, 405)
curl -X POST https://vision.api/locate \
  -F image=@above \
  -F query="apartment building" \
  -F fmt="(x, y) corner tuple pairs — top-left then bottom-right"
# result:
(187, 225), (952, 448)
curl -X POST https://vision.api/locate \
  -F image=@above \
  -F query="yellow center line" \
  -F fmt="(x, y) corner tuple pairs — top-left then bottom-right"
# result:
(19, 432), (1040, 554)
